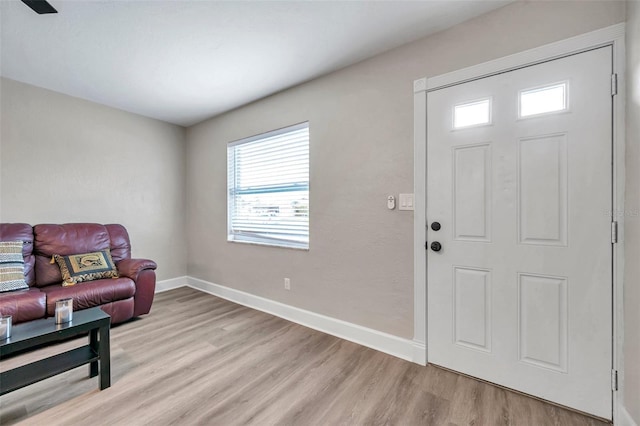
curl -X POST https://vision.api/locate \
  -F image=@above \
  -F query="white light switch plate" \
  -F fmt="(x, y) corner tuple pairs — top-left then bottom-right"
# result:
(398, 193), (414, 211)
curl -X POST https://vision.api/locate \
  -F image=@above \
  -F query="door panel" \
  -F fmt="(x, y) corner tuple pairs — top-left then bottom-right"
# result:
(453, 266), (491, 351)
(427, 47), (612, 419)
(453, 144), (492, 241)
(518, 272), (568, 372)
(518, 133), (567, 245)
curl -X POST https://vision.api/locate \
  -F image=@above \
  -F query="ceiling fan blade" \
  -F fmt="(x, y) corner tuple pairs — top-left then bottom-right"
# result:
(21, 0), (58, 14)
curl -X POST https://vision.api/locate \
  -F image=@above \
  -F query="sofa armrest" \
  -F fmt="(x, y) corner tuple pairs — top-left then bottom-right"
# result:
(117, 258), (157, 282)
(117, 258), (157, 317)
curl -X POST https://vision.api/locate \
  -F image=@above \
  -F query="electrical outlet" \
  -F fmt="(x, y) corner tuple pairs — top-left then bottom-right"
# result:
(284, 278), (291, 290)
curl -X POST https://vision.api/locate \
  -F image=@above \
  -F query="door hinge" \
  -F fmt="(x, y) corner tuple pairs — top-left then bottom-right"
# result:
(611, 74), (618, 96)
(612, 369), (619, 391)
(611, 221), (618, 244)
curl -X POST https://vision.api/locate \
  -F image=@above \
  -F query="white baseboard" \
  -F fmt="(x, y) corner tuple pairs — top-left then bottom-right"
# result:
(155, 276), (188, 293)
(186, 276), (419, 363)
(618, 405), (639, 426)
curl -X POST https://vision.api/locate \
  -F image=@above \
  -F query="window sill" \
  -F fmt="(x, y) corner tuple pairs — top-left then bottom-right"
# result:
(227, 238), (309, 251)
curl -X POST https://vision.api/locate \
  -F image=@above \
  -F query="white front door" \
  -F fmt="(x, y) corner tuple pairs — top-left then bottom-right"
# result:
(426, 47), (613, 419)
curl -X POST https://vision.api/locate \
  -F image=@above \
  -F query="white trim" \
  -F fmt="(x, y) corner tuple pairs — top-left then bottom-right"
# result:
(422, 23), (626, 92)
(413, 77), (427, 363)
(155, 276), (187, 293)
(186, 276), (416, 363)
(617, 406), (639, 426)
(412, 341), (427, 365)
(413, 23), (626, 421)
(611, 25), (627, 426)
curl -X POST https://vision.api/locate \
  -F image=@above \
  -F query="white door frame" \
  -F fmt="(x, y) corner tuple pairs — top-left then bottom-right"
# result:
(412, 23), (626, 420)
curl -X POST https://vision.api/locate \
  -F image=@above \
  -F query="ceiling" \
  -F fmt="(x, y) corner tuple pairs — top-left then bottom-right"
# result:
(1, 0), (510, 127)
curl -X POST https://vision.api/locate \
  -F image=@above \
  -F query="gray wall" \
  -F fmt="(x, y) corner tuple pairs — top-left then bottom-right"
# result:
(625, 1), (640, 422)
(0, 78), (187, 280)
(186, 1), (626, 339)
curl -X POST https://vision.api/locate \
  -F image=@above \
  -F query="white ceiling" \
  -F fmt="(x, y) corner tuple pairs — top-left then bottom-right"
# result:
(1, 0), (510, 127)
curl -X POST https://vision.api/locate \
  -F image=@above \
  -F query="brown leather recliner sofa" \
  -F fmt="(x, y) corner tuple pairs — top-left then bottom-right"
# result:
(0, 223), (157, 325)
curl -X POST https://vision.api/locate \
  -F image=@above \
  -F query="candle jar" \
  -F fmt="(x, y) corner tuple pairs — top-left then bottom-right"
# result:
(0, 315), (11, 340)
(55, 298), (73, 324)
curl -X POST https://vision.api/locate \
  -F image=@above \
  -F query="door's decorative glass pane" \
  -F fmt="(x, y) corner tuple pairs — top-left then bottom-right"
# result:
(519, 83), (567, 118)
(453, 99), (491, 129)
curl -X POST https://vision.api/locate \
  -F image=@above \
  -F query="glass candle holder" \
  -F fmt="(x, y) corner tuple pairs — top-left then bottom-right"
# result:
(0, 315), (11, 340)
(55, 298), (73, 324)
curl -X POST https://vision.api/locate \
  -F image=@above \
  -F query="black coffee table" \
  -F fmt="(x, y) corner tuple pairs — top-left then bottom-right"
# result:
(0, 307), (111, 396)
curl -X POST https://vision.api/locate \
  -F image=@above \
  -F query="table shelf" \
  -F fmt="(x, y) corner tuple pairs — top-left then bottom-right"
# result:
(0, 307), (111, 396)
(1, 346), (99, 396)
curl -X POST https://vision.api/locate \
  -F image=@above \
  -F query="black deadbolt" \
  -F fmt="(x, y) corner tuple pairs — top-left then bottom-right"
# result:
(431, 222), (441, 231)
(430, 241), (442, 252)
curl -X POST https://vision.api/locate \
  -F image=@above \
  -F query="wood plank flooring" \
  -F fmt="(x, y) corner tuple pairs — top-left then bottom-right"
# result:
(0, 287), (608, 425)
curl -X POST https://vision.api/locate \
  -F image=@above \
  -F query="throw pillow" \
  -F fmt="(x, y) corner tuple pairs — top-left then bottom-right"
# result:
(53, 249), (119, 286)
(0, 241), (29, 292)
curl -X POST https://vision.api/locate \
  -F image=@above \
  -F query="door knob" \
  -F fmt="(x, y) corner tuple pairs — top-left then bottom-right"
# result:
(430, 241), (442, 252)
(431, 222), (441, 231)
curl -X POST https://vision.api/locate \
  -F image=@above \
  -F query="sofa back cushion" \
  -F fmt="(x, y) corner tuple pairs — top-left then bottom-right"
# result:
(0, 223), (36, 287)
(105, 224), (132, 263)
(33, 223), (131, 287)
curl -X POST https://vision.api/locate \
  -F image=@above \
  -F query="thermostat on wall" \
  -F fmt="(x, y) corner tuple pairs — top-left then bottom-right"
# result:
(387, 195), (396, 210)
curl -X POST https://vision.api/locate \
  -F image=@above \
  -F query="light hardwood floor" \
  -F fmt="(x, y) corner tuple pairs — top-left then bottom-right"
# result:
(0, 287), (608, 426)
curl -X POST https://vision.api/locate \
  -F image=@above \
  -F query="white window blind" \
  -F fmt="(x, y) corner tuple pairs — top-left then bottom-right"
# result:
(227, 122), (309, 249)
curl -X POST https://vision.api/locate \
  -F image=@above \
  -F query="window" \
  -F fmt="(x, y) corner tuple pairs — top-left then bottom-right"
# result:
(453, 98), (492, 129)
(519, 82), (567, 118)
(227, 122), (309, 249)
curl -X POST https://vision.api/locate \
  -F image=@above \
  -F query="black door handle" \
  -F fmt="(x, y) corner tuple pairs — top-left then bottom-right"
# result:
(431, 241), (442, 252)
(431, 222), (441, 231)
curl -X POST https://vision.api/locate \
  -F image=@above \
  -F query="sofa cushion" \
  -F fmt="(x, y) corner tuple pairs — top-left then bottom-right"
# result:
(41, 277), (136, 316)
(34, 224), (113, 287)
(0, 241), (29, 292)
(0, 223), (35, 286)
(105, 224), (131, 263)
(53, 249), (119, 286)
(0, 288), (47, 324)
(101, 297), (135, 325)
